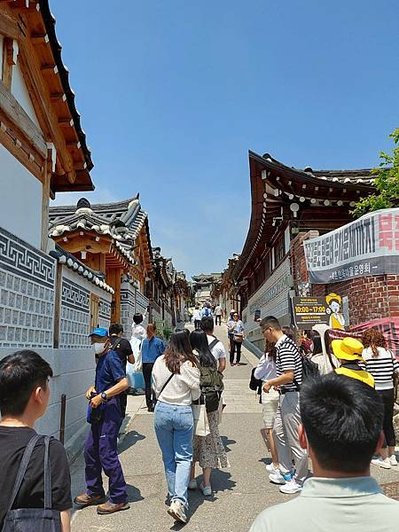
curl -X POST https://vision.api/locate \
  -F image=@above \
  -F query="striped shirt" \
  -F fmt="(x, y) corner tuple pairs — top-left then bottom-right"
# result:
(362, 347), (399, 391)
(275, 334), (303, 392)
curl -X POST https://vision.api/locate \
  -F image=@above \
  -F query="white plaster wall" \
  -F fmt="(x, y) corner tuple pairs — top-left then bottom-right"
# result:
(0, 144), (42, 248)
(0, 345), (95, 458)
(11, 60), (41, 127)
(243, 257), (293, 346)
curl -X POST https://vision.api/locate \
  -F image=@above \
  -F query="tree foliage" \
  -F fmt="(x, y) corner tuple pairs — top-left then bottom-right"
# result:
(352, 129), (399, 218)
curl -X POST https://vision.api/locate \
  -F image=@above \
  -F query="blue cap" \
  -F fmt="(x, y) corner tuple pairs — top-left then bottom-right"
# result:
(89, 327), (108, 338)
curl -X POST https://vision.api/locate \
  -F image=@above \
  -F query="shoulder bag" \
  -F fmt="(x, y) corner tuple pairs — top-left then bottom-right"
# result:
(2, 435), (62, 532)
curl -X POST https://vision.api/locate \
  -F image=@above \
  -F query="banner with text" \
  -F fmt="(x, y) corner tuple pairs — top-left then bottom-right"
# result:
(304, 208), (399, 284)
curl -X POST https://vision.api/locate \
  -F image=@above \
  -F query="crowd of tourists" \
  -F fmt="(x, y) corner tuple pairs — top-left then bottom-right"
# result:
(0, 309), (399, 530)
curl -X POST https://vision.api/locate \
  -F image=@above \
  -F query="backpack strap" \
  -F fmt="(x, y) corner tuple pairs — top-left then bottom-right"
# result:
(43, 436), (52, 509)
(208, 336), (219, 351)
(158, 373), (174, 399)
(6, 434), (42, 513)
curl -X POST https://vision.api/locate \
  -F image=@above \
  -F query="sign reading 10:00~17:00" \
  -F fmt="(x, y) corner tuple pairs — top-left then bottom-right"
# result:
(291, 294), (345, 330)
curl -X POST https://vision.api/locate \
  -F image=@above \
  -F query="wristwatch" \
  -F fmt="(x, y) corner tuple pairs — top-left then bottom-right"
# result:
(100, 392), (108, 402)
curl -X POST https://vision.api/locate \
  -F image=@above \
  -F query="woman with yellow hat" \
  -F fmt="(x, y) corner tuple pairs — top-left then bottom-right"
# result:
(332, 337), (374, 388)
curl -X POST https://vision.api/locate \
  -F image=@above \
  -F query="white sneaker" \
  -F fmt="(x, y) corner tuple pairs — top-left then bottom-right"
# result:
(167, 500), (187, 523)
(279, 479), (302, 494)
(390, 455), (398, 467)
(371, 457), (384, 467)
(269, 471), (286, 485)
(266, 463), (279, 473)
(188, 479), (197, 490)
(380, 458), (392, 469)
(200, 483), (212, 497)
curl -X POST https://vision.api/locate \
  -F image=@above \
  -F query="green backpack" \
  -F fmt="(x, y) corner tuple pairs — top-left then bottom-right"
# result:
(199, 365), (224, 413)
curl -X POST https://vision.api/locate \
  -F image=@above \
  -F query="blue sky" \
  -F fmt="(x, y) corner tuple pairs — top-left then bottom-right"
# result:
(51, 0), (399, 277)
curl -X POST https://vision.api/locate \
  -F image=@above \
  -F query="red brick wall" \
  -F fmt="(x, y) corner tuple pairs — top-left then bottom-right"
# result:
(290, 232), (399, 326)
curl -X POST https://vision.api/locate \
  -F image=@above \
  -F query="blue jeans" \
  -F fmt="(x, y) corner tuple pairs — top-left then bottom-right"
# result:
(154, 401), (194, 508)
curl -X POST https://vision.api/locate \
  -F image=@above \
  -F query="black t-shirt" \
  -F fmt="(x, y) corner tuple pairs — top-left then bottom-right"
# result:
(110, 336), (133, 368)
(0, 426), (72, 528)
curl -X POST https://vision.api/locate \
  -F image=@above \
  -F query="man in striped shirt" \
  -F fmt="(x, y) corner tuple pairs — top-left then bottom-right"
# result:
(261, 316), (308, 494)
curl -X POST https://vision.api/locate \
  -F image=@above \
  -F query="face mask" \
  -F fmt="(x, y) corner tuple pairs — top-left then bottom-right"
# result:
(94, 342), (107, 355)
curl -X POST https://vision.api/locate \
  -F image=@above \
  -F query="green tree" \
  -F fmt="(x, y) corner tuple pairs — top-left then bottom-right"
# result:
(352, 129), (399, 218)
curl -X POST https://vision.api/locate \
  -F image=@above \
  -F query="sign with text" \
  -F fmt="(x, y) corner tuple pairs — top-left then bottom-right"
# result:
(303, 208), (399, 284)
(292, 297), (329, 329)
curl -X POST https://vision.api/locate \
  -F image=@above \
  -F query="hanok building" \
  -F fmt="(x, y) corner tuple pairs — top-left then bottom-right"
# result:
(0, 0), (114, 450)
(192, 273), (222, 305)
(49, 195), (153, 334)
(152, 247), (190, 329)
(232, 150), (375, 350)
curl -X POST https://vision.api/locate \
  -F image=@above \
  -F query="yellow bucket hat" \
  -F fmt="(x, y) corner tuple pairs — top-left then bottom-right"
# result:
(331, 337), (364, 361)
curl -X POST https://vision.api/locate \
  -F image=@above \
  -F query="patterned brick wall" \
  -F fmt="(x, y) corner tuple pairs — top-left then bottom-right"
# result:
(60, 278), (90, 348)
(0, 227), (55, 348)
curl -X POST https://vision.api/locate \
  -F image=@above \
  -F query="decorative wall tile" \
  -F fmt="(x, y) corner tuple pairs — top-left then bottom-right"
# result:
(60, 278), (90, 349)
(0, 227), (55, 348)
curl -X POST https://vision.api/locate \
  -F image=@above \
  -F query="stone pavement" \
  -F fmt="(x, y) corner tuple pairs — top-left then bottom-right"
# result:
(70, 324), (399, 531)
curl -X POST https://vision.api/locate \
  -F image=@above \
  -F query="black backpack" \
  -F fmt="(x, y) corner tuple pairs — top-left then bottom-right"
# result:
(301, 356), (320, 381)
(279, 337), (320, 390)
(2, 435), (62, 532)
(249, 368), (262, 394)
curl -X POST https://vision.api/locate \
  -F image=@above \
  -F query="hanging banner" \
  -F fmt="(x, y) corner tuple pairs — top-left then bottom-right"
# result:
(303, 208), (399, 284)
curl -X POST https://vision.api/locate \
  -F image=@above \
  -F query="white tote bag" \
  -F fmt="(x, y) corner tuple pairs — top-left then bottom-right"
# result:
(192, 404), (210, 437)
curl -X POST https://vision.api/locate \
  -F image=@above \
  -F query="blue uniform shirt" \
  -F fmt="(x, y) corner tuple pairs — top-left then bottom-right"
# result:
(141, 336), (166, 363)
(95, 350), (126, 393)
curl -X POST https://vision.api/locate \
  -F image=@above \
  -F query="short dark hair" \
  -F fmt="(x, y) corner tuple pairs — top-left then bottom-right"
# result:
(300, 373), (383, 474)
(260, 316), (282, 331)
(0, 350), (53, 416)
(133, 313), (144, 325)
(200, 316), (214, 333)
(109, 323), (123, 335)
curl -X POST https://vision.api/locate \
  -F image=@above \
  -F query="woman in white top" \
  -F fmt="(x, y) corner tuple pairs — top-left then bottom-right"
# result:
(189, 330), (229, 497)
(362, 328), (399, 469)
(227, 312), (245, 366)
(254, 341), (279, 473)
(152, 330), (200, 524)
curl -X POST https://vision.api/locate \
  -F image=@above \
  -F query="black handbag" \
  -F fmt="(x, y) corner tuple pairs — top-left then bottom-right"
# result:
(2, 434), (62, 532)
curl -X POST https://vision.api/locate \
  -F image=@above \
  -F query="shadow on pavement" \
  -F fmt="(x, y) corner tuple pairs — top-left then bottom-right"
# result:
(119, 430), (146, 452)
(126, 483), (144, 504)
(221, 435), (237, 452)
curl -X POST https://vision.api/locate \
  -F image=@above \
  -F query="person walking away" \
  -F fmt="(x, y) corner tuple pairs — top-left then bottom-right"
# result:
(109, 323), (135, 417)
(226, 309), (236, 356)
(130, 312), (146, 360)
(74, 328), (129, 515)
(189, 330), (229, 496)
(228, 312), (245, 366)
(201, 302), (213, 319)
(254, 341), (279, 474)
(0, 351), (71, 531)
(200, 316), (227, 373)
(152, 330), (200, 524)
(193, 305), (202, 330)
(214, 304), (223, 326)
(260, 316), (307, 494)
(331, 337), (374, 388)
(362, 328), (399, 469)
(250, 373), (399, 532)
(141, 323), (166, 412)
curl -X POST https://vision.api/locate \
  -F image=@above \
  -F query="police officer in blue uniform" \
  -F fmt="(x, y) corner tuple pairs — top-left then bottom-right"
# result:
(74, 328), (130, 515)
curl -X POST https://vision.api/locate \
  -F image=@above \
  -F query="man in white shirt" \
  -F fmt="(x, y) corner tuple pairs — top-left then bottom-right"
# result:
(250, 373), (399, 532)
(200, 316), (226, 373)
